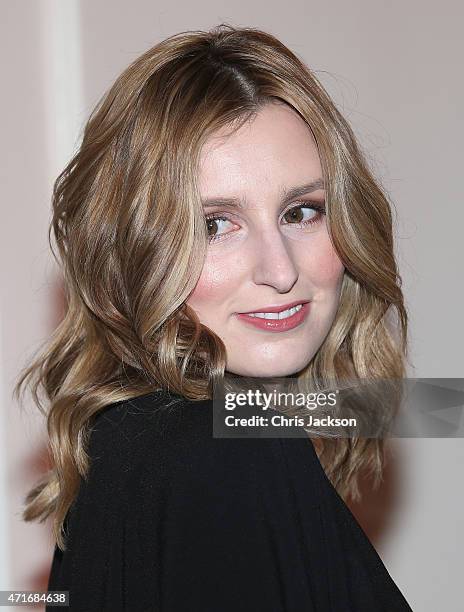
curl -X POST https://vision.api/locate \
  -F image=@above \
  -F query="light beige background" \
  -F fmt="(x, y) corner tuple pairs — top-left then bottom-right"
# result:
(1, 1), (463, 610)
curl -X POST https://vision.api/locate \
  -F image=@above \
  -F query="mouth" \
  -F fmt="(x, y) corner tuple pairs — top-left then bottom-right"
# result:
(236, 300), (311, 332)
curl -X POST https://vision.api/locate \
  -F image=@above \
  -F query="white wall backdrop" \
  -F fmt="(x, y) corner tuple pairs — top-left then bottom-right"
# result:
(2, 1), (463, 610)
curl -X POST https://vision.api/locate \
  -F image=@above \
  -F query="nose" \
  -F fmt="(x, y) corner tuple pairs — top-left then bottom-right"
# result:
(251, 230), (299, 293)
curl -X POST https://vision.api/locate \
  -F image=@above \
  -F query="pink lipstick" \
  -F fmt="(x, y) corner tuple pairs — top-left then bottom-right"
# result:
(236, 301), (311, 332)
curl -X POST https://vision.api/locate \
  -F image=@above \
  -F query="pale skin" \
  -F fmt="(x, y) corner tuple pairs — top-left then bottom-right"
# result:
(187, 101), (345, 377)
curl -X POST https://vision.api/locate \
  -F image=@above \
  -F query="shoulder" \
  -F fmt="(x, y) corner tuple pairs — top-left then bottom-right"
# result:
(84, 388), (323, 506)
(66, 390), (218, 532)
(86, 389), (300, 493)
(85, 389), (216, 476)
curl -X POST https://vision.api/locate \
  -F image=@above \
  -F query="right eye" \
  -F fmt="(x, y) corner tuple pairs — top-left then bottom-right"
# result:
(205, 215), (238, 242)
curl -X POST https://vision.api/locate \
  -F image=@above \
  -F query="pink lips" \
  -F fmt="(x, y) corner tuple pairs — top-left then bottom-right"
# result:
(236, 301), (311, 332)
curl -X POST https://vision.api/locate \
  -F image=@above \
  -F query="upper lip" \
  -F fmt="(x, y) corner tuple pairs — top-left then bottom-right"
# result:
(238, 300), (310, 314)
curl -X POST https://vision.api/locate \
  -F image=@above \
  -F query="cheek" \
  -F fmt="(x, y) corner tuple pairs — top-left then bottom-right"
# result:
(187, 272), (215, 305)
(304, 234), (345, 289)
(186, 251), (239, 308)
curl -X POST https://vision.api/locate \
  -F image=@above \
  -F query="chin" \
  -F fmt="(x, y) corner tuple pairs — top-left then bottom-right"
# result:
(226, 356), (310, 379)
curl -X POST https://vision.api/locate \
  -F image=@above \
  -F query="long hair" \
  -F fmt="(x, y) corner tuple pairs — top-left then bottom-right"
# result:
(14, 24), (408, 551)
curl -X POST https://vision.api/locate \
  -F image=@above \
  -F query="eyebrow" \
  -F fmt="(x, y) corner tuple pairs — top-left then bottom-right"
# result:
(201, 178), (325, 209)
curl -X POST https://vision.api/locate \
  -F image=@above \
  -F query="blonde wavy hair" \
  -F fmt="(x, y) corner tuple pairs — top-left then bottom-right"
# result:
(14, 24), (408, 551)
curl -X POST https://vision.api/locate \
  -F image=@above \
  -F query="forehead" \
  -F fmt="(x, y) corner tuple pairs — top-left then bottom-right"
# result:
(198, 102), (322, 197)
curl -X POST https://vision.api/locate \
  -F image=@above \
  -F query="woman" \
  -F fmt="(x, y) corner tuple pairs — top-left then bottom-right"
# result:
(15, 24), (413, 611)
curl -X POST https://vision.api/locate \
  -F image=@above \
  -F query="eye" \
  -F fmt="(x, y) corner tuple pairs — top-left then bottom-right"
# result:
(205, 215), (238, 242)
(281, 201), (326, 229)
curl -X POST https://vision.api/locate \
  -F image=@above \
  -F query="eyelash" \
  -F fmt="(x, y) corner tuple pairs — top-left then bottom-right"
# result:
(205, 201), (326, 243)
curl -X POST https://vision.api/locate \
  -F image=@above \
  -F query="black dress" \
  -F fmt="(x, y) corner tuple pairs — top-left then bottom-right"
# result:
(47, 389), (413, 611)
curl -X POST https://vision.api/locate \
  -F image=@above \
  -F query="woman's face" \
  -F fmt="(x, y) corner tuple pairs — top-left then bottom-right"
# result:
(187, 101), (345, 377)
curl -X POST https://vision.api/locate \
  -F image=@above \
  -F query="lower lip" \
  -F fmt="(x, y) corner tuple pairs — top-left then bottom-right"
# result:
(236, 302), (311, 332)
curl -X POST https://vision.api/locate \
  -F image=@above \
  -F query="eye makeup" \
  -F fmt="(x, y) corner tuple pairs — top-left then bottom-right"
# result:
(205, 199), (326, 243)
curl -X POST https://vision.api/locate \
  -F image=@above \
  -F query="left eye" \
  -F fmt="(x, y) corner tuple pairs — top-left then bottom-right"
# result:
(282, 204), (319, 224)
